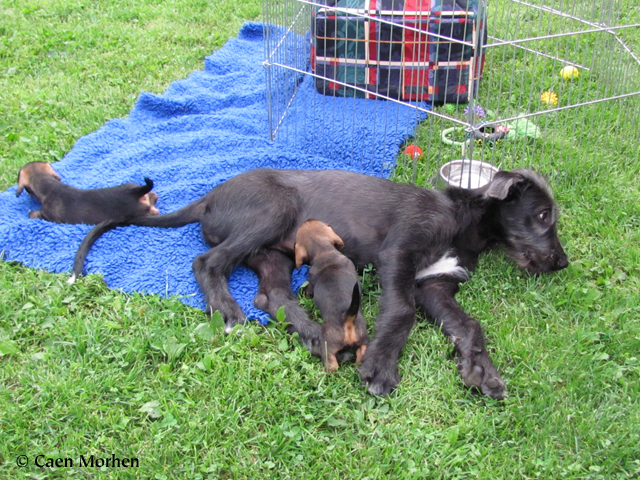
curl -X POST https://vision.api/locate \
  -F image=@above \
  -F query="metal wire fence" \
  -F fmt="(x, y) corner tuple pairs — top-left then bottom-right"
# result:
(263, 0), (640, 187)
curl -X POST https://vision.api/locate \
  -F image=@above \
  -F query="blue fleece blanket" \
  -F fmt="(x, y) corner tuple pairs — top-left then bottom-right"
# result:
(0, 22), (427, 323)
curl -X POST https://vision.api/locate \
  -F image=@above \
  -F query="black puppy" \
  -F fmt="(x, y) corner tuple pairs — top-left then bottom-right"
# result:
(294, 220), (368, 372)
(17, 161), (159, 224)
(74, 168), (568, 399)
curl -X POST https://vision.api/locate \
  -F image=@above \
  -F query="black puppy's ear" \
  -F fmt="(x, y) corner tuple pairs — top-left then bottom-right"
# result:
(345, 283), (361, 319)
(329, 231), (344, 250)
(482, 170), (526, 200)
(294, 243), (308, 269)
(322, 223), (344, 250)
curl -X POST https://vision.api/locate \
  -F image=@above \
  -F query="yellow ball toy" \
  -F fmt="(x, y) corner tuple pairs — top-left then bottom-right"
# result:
(560, 65), (580, 81)
(541, 91), (558, 106)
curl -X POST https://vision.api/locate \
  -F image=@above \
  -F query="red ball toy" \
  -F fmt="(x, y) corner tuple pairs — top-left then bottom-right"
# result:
(404, 145), (423, 158)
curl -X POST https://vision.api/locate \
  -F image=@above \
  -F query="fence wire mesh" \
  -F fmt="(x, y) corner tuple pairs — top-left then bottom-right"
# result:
(263, 0), (640, 187)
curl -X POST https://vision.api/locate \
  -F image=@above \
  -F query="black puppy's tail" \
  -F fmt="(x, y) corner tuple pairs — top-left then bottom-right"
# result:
(129, 197), (208, 228)
(68, 197), (207, 284)
(133, 177), (154, 197)
(68, 219), (127, 284)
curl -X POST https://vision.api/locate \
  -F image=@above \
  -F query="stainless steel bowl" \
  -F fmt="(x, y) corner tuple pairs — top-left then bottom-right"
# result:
(436, 159), (499, 189)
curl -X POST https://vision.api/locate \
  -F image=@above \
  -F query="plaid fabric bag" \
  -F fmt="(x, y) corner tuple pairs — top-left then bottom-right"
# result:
(311, 0), (486, 104)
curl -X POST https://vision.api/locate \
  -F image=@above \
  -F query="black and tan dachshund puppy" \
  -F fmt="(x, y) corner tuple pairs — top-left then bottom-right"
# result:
(294, 220), (368, 372)
(17, 161), (159, 224)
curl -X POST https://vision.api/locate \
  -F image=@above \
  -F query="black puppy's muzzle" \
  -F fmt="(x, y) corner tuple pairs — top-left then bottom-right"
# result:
(551, 250), (569, 271)
(521, 247), (568, 274)
(540, 244), (568, 273)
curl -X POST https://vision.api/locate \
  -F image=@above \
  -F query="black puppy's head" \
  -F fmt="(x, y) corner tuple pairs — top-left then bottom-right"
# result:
(483, 169), (568, 274)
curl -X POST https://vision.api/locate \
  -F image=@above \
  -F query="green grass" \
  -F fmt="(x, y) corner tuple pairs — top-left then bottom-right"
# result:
(1, 0), (640, 478)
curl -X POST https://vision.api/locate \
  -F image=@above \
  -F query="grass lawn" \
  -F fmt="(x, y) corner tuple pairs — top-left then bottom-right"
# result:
(1, 0), (640, 479)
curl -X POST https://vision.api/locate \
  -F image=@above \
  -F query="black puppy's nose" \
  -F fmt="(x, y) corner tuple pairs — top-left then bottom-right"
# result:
(555, 253), (569, 270)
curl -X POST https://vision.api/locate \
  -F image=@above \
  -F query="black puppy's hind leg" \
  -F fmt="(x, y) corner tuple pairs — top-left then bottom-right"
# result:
(415, 279), (506, 399)
(192, 245), (248, 334)
(195, 175), (304, 334)
(246, 250), (322, 357)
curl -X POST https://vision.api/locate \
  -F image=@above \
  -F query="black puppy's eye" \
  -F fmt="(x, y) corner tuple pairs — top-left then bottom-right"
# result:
(538, 210), (549, 222)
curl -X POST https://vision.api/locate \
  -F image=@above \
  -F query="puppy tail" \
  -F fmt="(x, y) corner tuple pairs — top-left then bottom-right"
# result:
(69, 196), (208, 282)
(70, 219), (128, 282)
(133, 177), (154, 197)
(129, 198), (207, 228)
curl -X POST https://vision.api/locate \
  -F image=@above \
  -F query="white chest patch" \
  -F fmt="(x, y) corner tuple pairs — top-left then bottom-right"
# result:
(415, 253), (469, 282)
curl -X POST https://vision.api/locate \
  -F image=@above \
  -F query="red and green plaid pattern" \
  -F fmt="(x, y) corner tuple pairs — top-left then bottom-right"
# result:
(311, 0), (485, 103)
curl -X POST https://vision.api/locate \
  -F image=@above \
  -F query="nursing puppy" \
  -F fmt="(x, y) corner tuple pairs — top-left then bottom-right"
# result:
(294, 220), (368, 372)
(17, 161), (159, 224)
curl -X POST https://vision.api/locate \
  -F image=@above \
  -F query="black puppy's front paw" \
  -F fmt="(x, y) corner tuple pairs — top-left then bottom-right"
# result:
(457, 353), (506, 399)
(359, 357), (401, 396)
